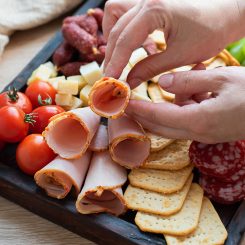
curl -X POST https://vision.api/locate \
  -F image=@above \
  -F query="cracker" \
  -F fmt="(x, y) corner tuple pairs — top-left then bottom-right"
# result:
(128, 164), (193, 194)
(135, 183), (203, 236)
(148, 83), (166, 103)
(165, 197), (227, 245)
(146, 130), (175, 152)
(124, 174), (193, 215)
(143, 140), (191, 170)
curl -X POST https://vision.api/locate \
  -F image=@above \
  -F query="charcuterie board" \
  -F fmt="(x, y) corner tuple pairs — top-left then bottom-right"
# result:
(0, 0), (244, 244)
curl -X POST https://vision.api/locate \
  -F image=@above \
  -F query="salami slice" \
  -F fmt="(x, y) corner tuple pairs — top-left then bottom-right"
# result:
(199, 174), (245, 204)
(189, 141), (245, 178)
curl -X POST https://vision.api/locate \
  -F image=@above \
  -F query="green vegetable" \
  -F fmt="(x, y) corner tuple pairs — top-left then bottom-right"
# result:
(241, 60), (245, 66)
(229, 43), (245, 63)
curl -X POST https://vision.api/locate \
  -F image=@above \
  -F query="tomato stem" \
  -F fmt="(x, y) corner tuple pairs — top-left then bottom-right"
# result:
(38, 94), (52, 106)
(24, 113), (37, 126)
(7, 87), (19, 102)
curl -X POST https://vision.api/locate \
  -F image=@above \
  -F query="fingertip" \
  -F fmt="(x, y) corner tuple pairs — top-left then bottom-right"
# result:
(159, 73), (174, 89)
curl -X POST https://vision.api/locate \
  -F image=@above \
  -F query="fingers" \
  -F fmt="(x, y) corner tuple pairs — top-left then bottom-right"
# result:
(159, 69), (227, 95)
(129, 114), (191, 139)
(125, 100), (194, 129)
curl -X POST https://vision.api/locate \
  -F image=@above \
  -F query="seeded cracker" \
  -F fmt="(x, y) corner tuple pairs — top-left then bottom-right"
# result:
(124, 174), (193, 215)
(128, 164), (193, 194)
(135, 184), (203, 236)
(144, 140), (191, 170)
(165, 197), (227, 245)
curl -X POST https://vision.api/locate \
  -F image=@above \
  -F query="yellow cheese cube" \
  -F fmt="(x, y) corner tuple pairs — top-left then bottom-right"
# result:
(48, 76), (65, 90)
(130, 91), (151, 102)
(133, 82), (148, 98)
(67, 75), (87, 91)
(79, 84), (92, 106)
(55, 93), (73, 106)
(129, 48), (148, 67)
(43, 61), (57, 77)
(149, 30), (166, 50)
(63, 96), (83, 111)
(80, 61), (103, 85)
(58, 79), (79, 95)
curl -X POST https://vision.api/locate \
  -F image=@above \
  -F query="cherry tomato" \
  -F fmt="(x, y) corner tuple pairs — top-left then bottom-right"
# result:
(0, 140), (5, 152)
(25, 80), (57, 108)
(0, 106), (34, 143)
(0, 87), (32, 113)
(30, 105), (65, 133)
(16, 134), (56, 175)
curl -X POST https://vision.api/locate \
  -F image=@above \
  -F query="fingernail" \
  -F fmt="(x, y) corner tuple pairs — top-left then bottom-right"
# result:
(159, 74), (174, 88)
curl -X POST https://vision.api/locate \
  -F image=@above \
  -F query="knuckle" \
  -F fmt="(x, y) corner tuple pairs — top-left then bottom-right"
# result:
(145, 0), (162, 8)
(116, 33), (128, 48)
(104, 0), (117, 12)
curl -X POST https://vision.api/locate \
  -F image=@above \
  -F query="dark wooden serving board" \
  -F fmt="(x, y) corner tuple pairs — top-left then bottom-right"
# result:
(0, 0), (244, 244)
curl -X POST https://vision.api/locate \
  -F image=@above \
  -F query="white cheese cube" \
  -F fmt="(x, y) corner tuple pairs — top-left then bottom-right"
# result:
(133, 82), (148, 97)
(63, 96), (83, 111)
(48, 76), (65, 90)
(80, 61), (103, 85)
(58, 79), (79, 95)
(130, 91), (151, 102)
(43, 61), (57, 77)
(79, 84), (92, 106)
(129, 48), (148, 67)
(55, 93), (73, 106)
(67, 75), (87, 91)
(119, 64), (132, 81)
(149, 30), (166, 49)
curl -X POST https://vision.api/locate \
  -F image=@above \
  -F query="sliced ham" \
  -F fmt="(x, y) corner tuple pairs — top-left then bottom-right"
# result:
(88, 77), (130, 119)
(89, 124), (109, 152)
(108, 114), (151, 169)
(76, 151), (127, 216)
(34, 151), (92, 199)
(43, 107), (100, 159)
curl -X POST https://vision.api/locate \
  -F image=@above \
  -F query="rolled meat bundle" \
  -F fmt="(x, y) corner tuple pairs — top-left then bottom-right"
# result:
(43, 107), (100, 159)
(76, 151), (127, 216)
(108, 114), (151, 169)
(88, 77), (130, 119)
(34, 150), (92, 199)
(89, 124), (109, 152)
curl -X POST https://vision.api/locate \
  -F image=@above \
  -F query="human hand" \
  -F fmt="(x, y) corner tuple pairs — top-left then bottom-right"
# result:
(103, 0), (244, 88)
(126, 66), (245, 144)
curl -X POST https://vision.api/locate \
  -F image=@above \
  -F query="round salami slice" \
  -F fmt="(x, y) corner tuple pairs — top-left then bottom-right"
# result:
(199, 174), (245, 204)
(189, 141), (245, 178)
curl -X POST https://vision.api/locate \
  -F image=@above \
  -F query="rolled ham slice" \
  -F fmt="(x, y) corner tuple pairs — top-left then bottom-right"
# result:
(76, 151), (127, 216)
(43, 107), (100, 159)
(88, 77), (130, 119)
(34, 150), (91, 199)
(108, 114), (151, 169)
(89, 124), (109, 152)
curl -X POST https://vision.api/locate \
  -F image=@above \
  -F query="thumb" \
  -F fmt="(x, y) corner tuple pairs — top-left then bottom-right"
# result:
(127, 47), (186, 89)
(158, 68), (225, 95)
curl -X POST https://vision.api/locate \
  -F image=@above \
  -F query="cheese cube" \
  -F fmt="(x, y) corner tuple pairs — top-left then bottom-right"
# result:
(55, 93), (73, 106)
(79, 84), (92, 106)
(48, 76), (65, 90)
(63, 96), (83, 111)
(119, 64), (131, 81)
(67, 75), (87, 91)
(80, 61), (103, 85)
(129, 48), (148, 67)
(130, 91), (151, 102)
(43, 61), (57, 77)
(149, 30), (166, 50)
(133, 82), (148, 97)
(160, 88), (175, 102)
(58, 79), (79, 95)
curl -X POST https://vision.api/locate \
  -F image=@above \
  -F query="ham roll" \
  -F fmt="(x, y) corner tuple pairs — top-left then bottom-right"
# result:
(89, 124), (109, 152)
(34, 151), (91, 199)
(43, 107), (100, 159)
(89, 77), (130, 119)
(76, 151), (127, 216)
(108, 114), (151, 169)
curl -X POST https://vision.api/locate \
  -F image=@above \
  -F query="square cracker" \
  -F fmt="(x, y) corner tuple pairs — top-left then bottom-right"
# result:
(124, 174), (193, 215)
(135, 183), (203, 236)
(146, 130), (175, 152)
(128, 164), (193, 194)
(143, 140), (191, 170)
(165, 197), (227, 245)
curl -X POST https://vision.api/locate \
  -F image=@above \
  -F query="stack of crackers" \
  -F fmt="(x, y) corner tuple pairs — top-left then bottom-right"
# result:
(124, 133), (228, 244)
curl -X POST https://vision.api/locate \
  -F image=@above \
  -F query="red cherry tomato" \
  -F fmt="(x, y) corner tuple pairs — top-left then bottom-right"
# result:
(16, 134), (56, 175)
(0, 87), (32, 113)
(0, 106), (34, 143)
(25, 80), (57, 108)
(30, 105), (65, 133)
(0, 140), (5, 151)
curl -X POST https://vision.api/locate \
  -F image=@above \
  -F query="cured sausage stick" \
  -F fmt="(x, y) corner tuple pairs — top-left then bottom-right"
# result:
(76, 151), (127, 216)
(34, 151), (92, 199)
(108, 114), (151, 169)
(43, 107), (100, 159)
(89, 77), (130, 119)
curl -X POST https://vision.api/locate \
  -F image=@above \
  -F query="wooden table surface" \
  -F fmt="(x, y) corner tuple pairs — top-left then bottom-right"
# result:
(0, 17), (95, 245)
